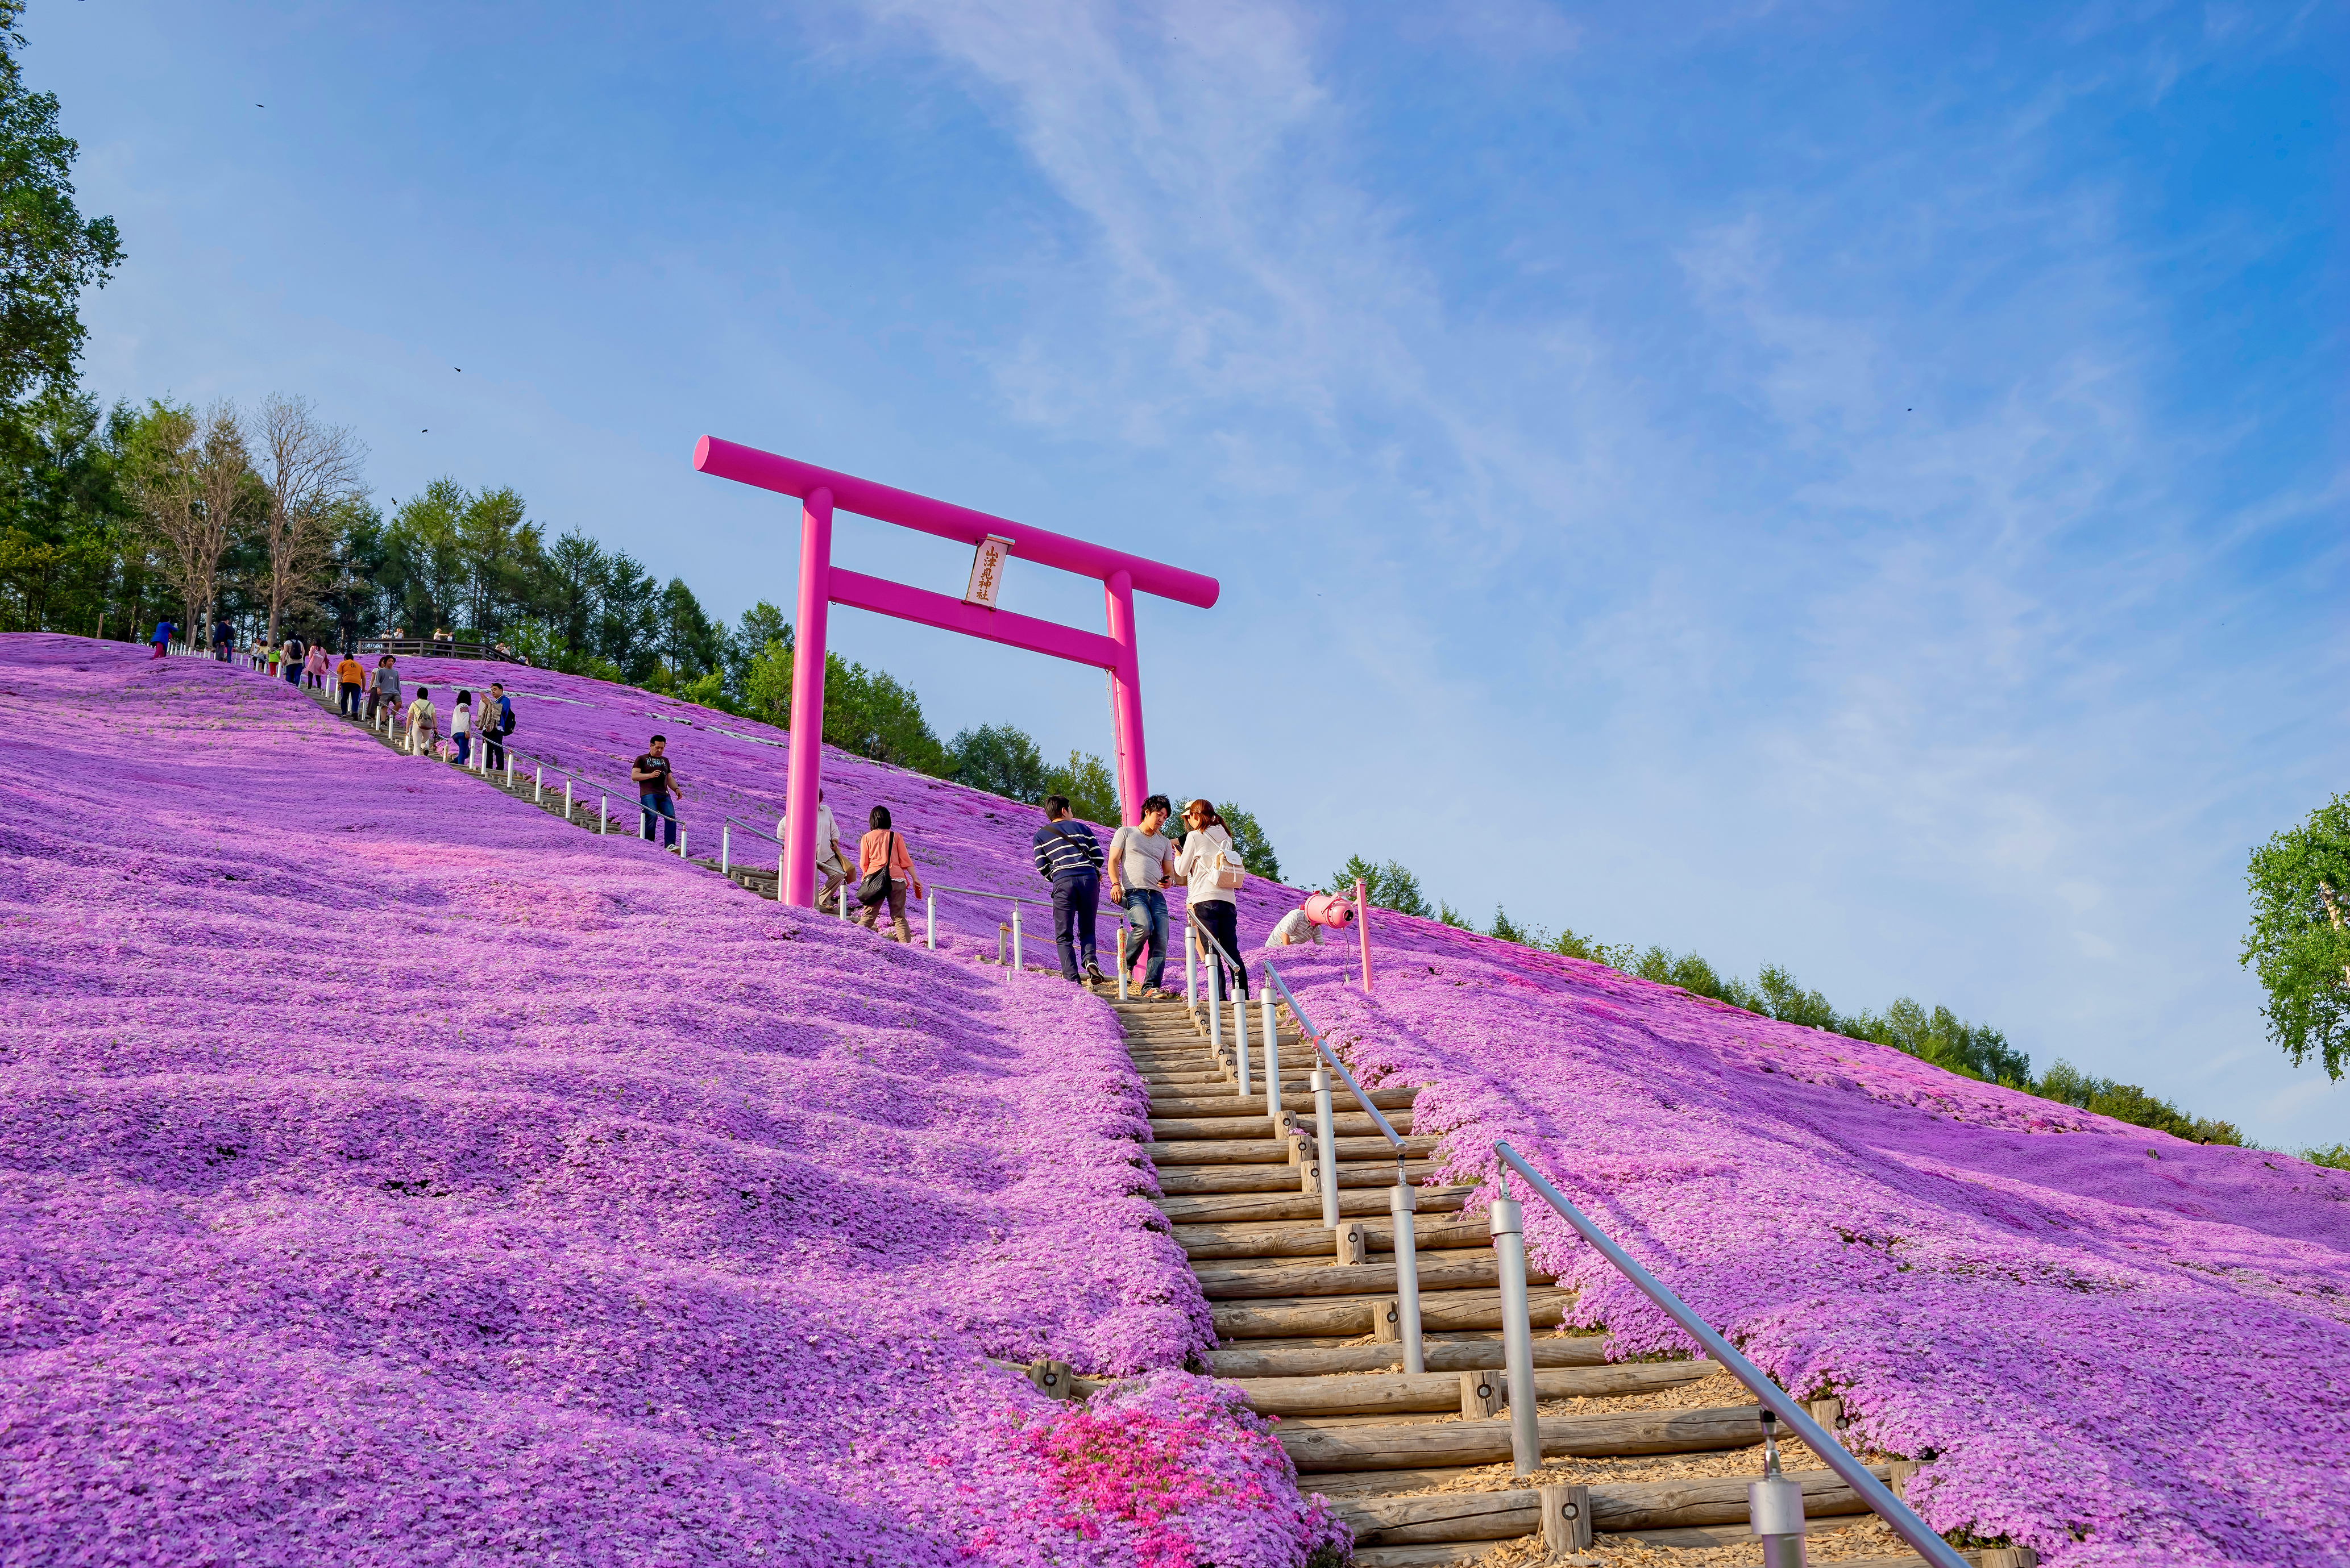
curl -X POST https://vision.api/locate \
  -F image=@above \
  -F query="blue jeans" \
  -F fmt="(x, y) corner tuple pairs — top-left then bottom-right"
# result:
(454, 732), (471, 766)
(1051, 873), (1101, 980)
(640, 792), (676, 847)
(1120, 889), (1169, 991)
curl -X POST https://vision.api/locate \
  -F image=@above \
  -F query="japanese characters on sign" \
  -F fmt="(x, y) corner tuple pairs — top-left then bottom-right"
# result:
(964, 534), (1013, 609)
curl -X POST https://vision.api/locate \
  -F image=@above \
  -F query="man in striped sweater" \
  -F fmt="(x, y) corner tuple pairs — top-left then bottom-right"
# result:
(1032, 796), (1108, 985)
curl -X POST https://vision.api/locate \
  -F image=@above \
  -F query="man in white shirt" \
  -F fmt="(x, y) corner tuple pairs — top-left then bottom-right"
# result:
(1108, 793), (1180, 997)
(809, 789), (848, 905)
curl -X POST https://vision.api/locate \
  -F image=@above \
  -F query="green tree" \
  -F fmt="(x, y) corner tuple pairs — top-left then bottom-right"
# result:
(452, 484), (535, 637)
(742, 634), (792, 724)
(0, 383), (124, 632)
(655, 576), (724, 680)
(1042, 750), (1118, 824)
(1330, 855), (1429, 918)
(1437, 901), (1473, 929)
(2035, 1059), (2240, 1145)
(593, 550), (661, 680)
(539, 527), (607, 655)
(725, 600), (790, 700)
(0, 2), (122, 410)
(1750, 963), (1838, 1030)
(2242, 792), (2350, 1080)
(381, 478), (467, 633)
(1490, 907), (1530, 944)
(1216, 802), (1281, 882)
(823, 654), (948, 774)
(950, 722), (1049, 802)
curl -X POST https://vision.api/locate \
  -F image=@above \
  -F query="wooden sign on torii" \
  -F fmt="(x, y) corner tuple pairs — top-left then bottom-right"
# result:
(694, 436), (1220, 908)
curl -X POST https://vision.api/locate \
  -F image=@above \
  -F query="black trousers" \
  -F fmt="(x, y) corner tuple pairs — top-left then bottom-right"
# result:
(1193, 898), (1248, 998)
(1051, 873), (1100, 979)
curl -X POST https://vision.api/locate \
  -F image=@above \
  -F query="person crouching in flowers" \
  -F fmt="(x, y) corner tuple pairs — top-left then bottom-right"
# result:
(405, 687), (439, 757)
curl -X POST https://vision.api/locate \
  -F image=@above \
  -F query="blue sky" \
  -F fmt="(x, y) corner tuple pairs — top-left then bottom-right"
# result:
(39, 1), (2346, 1145)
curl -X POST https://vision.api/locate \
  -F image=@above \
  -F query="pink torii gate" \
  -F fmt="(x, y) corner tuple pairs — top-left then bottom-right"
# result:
(694, 436), (1220, 908)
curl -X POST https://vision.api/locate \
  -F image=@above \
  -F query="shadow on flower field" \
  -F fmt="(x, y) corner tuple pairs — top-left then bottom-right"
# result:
(0, 635), (1342, 1568)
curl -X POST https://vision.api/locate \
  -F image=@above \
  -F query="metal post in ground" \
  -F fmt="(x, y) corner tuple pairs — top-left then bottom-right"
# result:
(837, 883), (848, 921)
(1492, 1195), (1541, 1473)
(599, 795), (607, 834)
(1115, 927), (1128, 1000)
(926, 893), (936, 950)
(1185, 929), (1198, 1008)
(721, 825), (730, 876)
(1260, 992), (1278, 1087)
(1207, 957), (1224, 1057)
(1391, 1178), (1426, 1374)
(1750, 1411), (1809, 1568)
(1233, 981), (1251, 1098)
(676, 826), (686, 859)
(563, 779), (572, 821)
(534, 766), (543, 803)
(1311, 1065), (1340, 1229)
(1011, 908), (1023, 971)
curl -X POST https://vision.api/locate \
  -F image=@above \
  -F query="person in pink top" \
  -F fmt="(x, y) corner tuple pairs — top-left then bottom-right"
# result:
(302, 643), (330, 689)
(853, 805), (924, 943)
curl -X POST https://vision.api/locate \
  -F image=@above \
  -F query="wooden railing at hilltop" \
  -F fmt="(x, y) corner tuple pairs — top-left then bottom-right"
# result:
(355, 638), (528, 664)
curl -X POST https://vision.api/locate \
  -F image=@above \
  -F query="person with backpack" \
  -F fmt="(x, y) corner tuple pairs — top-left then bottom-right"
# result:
(405, 686), (440, 758)
(148, 618), (174, 659)
(211, 618), (231, 661)
(1032, 796), (1107, 985)
(368, 655), (400, 725)
(1175, 798), (1248, 1000)
(334, 651), (366, 717)
(1108, 793), (1180, 997)
(282, 637), (305, 685)
(481, 681), (513, 772)
(854, 805), (923, 942)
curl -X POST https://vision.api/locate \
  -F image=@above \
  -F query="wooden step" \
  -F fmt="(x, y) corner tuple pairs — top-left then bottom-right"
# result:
(1210, 1336), (1611, 1378)
(1193, 1254), (1546, 1300)
(1157, 1161), (1438, 1195)
(1150, 1134), (1438, 1166)
(1151, 1188), (1471, 1224)
(1175, 1215), (1486, 1258)
(1231, 1360), (1722, 1417)
(1148, 1086), (1418, 1118)
(1151, 1112), (1414, 1141)
(1213, 1286), (1571, 1339)
(1331, 1466), (1887, 1548)
(1280, 1404), (1763, 1472)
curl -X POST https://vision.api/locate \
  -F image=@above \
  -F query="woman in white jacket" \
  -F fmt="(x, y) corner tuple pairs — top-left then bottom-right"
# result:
(1174, 799), (1248, 1000)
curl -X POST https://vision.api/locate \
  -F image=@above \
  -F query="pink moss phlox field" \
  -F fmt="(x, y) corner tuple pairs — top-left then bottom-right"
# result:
(1258, 913), (2350, 1565)
(0, 637), (1344, 1566)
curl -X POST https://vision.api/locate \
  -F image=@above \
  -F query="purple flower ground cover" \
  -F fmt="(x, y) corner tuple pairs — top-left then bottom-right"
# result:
(1264, 920), (2350, 1565)
(0, 636), (1343, 1567)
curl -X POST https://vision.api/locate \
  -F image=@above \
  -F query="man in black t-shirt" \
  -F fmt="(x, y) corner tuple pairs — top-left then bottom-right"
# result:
(632, 735), (679, 848)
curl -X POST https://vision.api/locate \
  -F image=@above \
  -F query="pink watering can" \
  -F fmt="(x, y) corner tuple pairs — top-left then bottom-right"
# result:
(1302, 893), (1356, 928)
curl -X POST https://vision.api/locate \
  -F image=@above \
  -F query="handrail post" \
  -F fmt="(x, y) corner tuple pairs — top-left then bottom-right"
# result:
(1311, 1065), (1339, 1228)
(564, 779), (572, 820)
(721, 825), (730, 875)
(534, 765), (542, 802)
(1390, 1178), (1425, 1374)
(1491, 1195), (1540, 1473)
(1233, 978), (1251, 1098)
(1260, 992), (1279, 1104)
(927, 892), (936, 950)
(599, 793), (607, 834)
(1011, 907), (1023, 971)
(1115, 926), (1128, 1000)
(1185, 928), (1197, 1008)
(1752, 1409), (1809, 1568)
(1207, 951), (1224, 1055)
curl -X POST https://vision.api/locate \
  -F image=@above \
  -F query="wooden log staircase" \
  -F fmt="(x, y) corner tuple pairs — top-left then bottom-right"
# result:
(1117, 995), (1999, 1568)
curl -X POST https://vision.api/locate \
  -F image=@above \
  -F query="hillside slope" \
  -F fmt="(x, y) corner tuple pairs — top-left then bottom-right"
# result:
(0, 637), (1339, 1567)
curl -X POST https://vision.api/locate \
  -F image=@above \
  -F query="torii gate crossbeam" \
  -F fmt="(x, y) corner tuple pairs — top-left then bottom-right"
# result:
(694, 435), (1219, 908)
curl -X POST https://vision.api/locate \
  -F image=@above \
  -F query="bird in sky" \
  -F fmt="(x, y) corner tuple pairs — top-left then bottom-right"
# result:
(255, 104), (264, 108)
(454, 367), (462, 372)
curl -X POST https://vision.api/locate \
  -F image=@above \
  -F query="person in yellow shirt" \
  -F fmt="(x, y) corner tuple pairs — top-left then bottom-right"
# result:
(334, 653), (365, 717)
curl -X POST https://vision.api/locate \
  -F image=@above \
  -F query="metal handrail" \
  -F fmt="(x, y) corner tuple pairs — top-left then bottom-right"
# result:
(929, 883), (1051, 906)
(1263, 960), (1405, 1150)
(1493, 1140), (1967, 1568)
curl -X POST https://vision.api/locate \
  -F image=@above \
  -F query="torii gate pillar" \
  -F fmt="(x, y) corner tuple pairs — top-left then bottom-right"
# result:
(696, 437), (1217, 908)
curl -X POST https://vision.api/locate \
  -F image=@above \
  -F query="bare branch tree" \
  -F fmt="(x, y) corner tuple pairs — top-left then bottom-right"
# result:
(257, 393), (367, 644)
